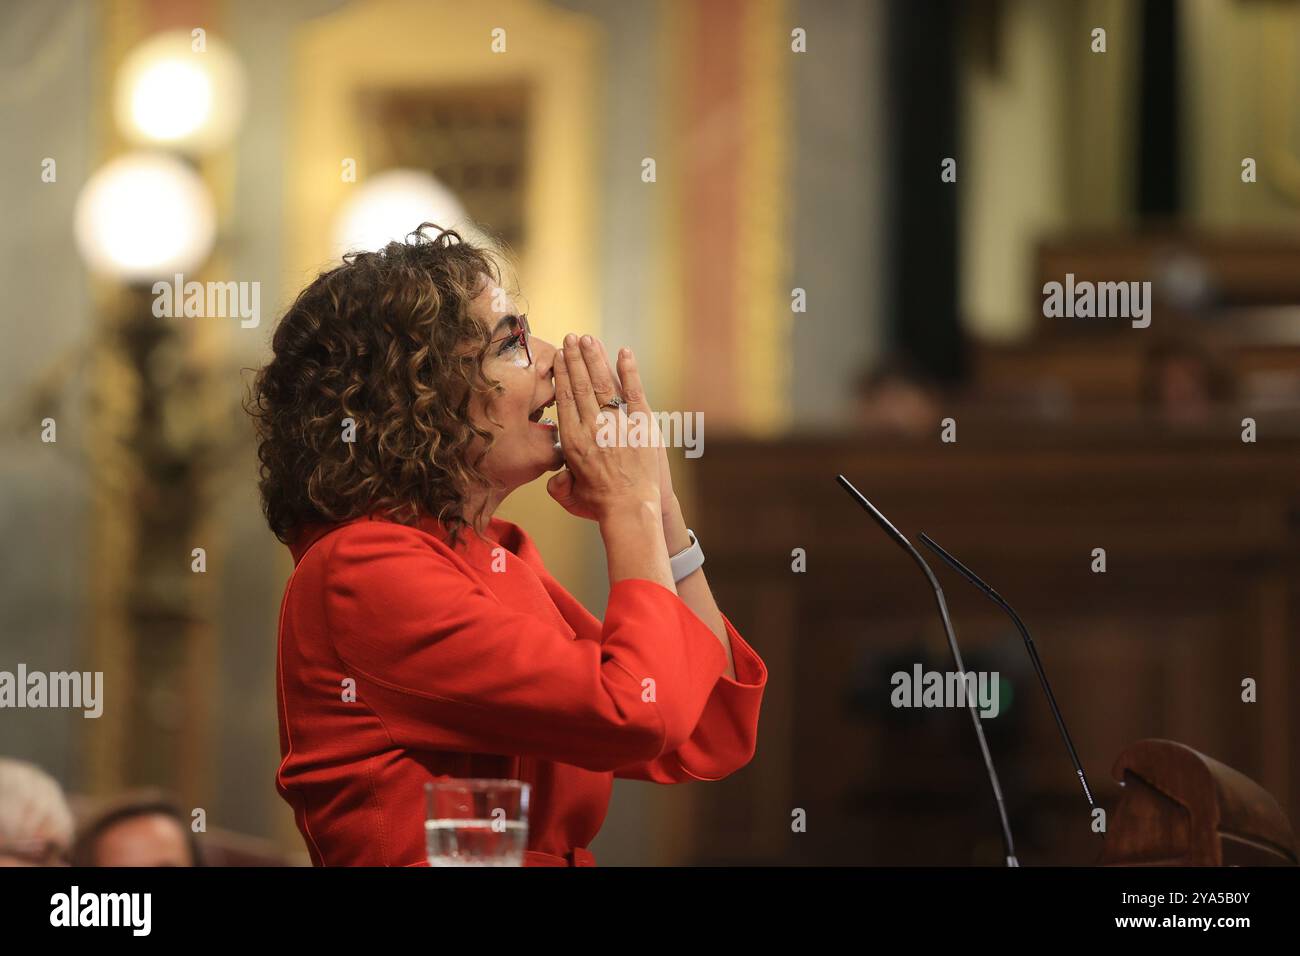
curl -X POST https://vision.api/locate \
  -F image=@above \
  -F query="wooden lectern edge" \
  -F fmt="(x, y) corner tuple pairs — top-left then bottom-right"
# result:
(1103, 738), (1297, 866)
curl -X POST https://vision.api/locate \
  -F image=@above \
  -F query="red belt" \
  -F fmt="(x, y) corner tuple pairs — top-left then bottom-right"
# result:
(524, 847), (596, 867)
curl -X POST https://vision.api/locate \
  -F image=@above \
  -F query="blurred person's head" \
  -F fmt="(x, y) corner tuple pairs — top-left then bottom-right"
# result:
(0, 757), (74, 866)
(853, 354), (944, 436)
(72, 793), (201, 867)
(249, 223), (562, 548)
(1141, 337), (1234, 423)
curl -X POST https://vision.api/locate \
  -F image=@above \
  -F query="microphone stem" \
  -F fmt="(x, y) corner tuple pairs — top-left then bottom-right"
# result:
(918, 532), (1097, 814)
(836, 475), (1019, 866)
(931, 577), (1020, 867)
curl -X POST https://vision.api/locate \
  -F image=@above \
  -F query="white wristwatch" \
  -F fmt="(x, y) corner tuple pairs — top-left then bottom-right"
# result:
(669, 528), (705, 582)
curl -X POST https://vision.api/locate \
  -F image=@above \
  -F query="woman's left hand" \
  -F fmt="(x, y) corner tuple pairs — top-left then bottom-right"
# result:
(546, 335), (677, 521)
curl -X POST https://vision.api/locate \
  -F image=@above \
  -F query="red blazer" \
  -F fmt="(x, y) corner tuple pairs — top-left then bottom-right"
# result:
(274, 512), (767, 866)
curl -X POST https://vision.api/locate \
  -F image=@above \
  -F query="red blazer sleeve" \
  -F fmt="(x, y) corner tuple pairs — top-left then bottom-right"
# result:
(316, 521), (731, 774)
(612, 614), (767, 783)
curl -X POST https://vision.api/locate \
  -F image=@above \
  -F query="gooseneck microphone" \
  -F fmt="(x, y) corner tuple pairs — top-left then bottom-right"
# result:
(836, 475), (1020, 867)
(918, 532), (1096, 813)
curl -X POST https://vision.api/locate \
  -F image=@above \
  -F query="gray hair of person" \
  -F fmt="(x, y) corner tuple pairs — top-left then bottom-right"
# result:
(0, 757), (74, 847)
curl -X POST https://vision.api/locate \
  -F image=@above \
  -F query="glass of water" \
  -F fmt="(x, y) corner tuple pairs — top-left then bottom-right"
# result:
(425, 778), (530, 867)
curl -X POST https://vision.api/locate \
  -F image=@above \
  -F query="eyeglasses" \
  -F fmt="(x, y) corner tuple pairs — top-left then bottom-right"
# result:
(487, 313), (533, 367)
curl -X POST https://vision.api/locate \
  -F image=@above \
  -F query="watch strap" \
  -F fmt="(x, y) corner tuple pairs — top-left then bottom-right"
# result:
(669, 528), (705, 582)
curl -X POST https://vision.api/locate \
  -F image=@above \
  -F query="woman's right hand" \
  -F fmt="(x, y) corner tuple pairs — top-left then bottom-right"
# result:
(549, 334), (660, 524)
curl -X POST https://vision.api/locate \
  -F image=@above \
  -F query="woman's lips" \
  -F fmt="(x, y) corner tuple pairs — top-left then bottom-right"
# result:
(529, 394), (557, 423)
(531, 418), (557, 430)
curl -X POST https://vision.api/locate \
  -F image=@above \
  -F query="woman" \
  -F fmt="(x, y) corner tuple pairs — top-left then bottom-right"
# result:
(250, 224), (767, 866)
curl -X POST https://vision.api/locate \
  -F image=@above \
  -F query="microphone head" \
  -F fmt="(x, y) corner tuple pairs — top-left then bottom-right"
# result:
(836, 474), (912, 551)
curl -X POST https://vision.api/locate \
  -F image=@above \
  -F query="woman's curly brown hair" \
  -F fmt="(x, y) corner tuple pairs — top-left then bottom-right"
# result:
(248, 223), (515, 547)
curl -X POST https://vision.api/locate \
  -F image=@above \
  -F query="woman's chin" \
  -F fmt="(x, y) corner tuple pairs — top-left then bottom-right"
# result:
(521, 447), (564, 483)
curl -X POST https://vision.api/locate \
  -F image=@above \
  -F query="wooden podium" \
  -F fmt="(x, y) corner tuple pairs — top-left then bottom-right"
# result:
(1100, 739), (1297, 866)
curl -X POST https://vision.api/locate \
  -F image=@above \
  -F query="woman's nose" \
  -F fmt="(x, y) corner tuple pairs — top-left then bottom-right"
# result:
(533, 335), (558, 375)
